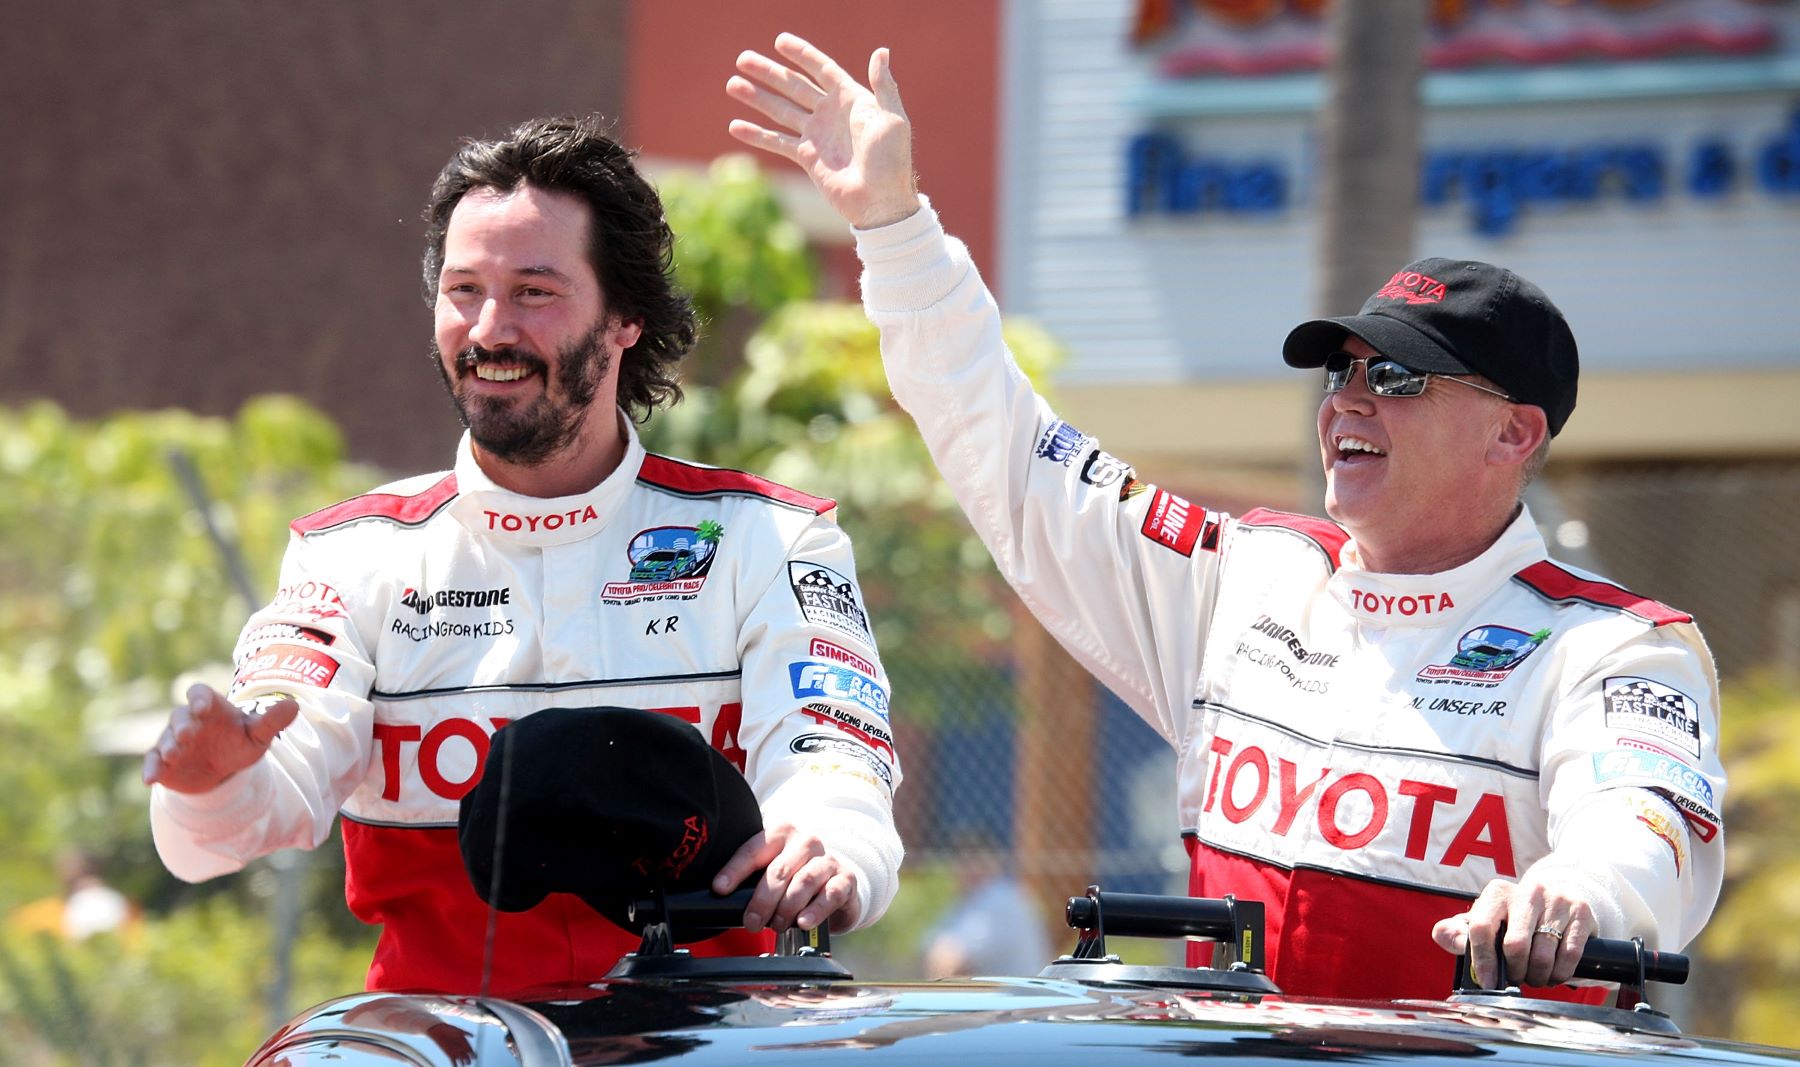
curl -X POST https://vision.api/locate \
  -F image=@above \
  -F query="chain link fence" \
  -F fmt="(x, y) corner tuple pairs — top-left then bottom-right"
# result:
(1545, 461), (1800, 682)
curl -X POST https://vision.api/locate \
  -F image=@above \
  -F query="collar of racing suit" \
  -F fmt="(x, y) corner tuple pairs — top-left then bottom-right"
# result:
(446, 411), (646, 547)
(1326, 505), (1545, 630)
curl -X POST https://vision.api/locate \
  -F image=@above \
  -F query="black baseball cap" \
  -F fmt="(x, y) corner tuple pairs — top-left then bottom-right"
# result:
(458, 706), (763, 931)
(1282, 258), (1580, 436)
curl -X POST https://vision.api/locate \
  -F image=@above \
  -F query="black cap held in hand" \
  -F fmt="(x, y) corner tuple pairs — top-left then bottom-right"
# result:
(457, 706), (763, 931)
(1283, 258), (1580, 436)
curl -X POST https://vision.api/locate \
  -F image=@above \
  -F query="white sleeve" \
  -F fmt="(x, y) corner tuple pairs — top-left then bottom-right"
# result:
(735, 516), (903, 929)
(149, 532), (378, 882)
(1529, 624), (1724, 949)
(855, 199), (1225, 746)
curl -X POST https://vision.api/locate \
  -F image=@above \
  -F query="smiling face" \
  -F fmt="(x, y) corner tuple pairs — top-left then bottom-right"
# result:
(1316, 335), (1540, 572)
(432, 183), (642, 469)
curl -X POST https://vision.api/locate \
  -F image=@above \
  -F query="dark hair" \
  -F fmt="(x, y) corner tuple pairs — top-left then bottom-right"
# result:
(422, 115), (694, 420)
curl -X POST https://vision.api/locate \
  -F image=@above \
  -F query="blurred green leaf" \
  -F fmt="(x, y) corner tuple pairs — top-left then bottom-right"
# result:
(643, 299), (1063, 695)
(0, 398), (379, 1061)
(1688, 674), (1800, 1043)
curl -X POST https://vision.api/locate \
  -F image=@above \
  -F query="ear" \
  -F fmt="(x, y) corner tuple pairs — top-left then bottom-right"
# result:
(608, 314), (644, 352)
(1488, 402), (1548, 468)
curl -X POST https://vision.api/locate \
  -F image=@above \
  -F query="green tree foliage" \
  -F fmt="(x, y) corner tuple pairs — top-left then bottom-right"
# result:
(1688, 676), (1800, 1043)
(0, 398), (380, 1061)
(1, 899), (371, 1066)
(660, 154), (818, 385)
(643, 300), (1063, 714)
(650, 155), (1067, 719)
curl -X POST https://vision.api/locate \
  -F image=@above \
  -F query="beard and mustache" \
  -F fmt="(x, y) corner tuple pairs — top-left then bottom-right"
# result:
(431, 320), (611, 467)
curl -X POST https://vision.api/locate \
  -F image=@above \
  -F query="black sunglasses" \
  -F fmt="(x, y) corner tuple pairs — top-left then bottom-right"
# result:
(1323, 352), (1514, 402)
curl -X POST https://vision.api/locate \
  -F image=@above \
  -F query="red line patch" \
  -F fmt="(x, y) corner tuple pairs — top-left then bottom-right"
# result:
(234, 643), (339, 690)
(1141, 489), (1206, 556)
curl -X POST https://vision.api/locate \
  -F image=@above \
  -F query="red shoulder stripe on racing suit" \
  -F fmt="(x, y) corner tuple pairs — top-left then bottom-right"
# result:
(639, 454), (836, 515)
(1513, 561), (1693, 626)
(290, 474), (460, 537)
(1237, 508), (1350, 569)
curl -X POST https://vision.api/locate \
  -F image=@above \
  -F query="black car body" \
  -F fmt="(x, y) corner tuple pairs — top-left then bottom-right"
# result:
(247, 888), (1800, 1066)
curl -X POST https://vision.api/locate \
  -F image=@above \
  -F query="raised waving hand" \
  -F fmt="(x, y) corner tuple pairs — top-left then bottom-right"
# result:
(728, 33), (919, 230)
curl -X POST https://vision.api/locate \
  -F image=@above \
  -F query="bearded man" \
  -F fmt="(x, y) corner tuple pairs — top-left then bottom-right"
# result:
(144, 116), (902, 995)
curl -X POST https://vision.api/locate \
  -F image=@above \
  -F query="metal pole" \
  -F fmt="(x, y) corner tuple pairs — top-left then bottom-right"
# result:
(168, 447), (307, 1031)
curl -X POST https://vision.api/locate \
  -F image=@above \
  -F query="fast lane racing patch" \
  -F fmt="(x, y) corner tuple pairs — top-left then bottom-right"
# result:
(1591, 748), (1715, 811)
(789, 661), (890, 720)
(789, 562), (874, 646)
(1603, 676), (1701, 758)
(1626, 792), (1689, 875)
(1033, 419), (1089, 466)
(792, 732), (894, 791)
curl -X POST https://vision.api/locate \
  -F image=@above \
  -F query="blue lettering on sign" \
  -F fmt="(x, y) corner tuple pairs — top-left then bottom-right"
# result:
(1686, 139), (1735, 199)
(790, 662), (890, 720)
(1125, 132), (1287, 218)
(1124, 108), (1800, 234)
(1758, 110), (1800, 196)
(1420, 143), (1664, 237)
(1592, 749), (1715, 808)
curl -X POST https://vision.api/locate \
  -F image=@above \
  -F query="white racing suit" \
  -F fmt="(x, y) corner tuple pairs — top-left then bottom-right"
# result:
(855, 201), (1722, 1001)
(151, 421), (902, 994)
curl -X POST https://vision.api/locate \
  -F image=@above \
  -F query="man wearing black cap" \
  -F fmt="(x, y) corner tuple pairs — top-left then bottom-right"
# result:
(729, 35), (1722, 1001)
(143, 115), (902, 995)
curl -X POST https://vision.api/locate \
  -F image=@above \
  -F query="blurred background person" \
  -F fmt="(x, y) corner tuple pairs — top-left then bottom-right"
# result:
(8, 848), (139, 943)
(922, 831), (1051, 979)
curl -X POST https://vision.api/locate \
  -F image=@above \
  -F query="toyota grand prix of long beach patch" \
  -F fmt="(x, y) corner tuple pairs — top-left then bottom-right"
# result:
(601, 521), (723, 604)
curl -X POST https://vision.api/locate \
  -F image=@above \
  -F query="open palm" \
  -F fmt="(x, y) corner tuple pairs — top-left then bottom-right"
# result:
(728, 33), (918, 230)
